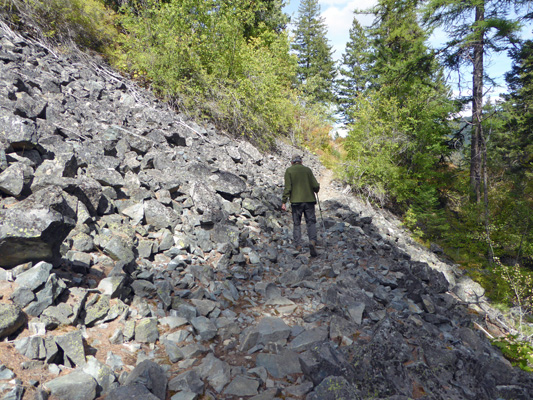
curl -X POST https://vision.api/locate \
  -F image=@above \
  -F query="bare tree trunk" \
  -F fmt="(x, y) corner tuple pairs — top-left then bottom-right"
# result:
(480, 129), (493, 264)
(470, 4), (484, 203)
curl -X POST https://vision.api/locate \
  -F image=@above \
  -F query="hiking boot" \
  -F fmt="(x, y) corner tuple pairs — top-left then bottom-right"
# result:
(309, 240), (318, 257)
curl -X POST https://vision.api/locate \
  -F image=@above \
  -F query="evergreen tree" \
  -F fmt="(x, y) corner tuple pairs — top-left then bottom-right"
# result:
(503, 38), (533, 174)
(337, 16), (371, 124)
(343, 0), (455, 236)
(369, 0), (438, 101)
(423, 0), (523, 203)
(291, 0), (336, 103)
(243, 0), (289, 38)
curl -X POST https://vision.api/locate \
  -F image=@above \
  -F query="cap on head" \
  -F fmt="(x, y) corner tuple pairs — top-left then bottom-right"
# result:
(291, 155), (302, 163)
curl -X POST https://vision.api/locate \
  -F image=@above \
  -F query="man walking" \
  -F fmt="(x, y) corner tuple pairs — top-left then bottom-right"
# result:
(281, 155), (320, 257)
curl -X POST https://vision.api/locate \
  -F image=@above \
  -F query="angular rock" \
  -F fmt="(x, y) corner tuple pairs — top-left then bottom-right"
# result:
(0, 187), (76, 268)
(223, 375), (260, 397)
(44, 371), (97, 400)
(105, 384), (160, 400)
(55, 330), (87, 366)
(196, 353), (231, 393)
(0, 303), (25, 338)
(14, 261), (53, 291)
(306, 376), (361, 400)
(240, 317), (291, 352)
(256, 350), (302, 379)
(123, 360), (168, 400)
(190, 316), (217, 341)
(135, 318), (159, 343)
(168, 370), (204, 394)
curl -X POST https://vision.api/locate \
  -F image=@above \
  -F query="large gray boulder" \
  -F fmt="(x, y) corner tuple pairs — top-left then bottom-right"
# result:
(1, 114), (40, 152)
(0, 186), (77, 267)
(0, 303), (25, 339)
(44, 370), (97, 400)
(0, 162), (31, 196)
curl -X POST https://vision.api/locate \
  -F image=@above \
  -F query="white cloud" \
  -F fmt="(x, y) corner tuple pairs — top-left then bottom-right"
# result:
(319, 0), (378, 60)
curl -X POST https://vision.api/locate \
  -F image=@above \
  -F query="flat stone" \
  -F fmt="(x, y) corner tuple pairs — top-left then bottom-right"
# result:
(223, 375), (259, 397)
(289, 327), (328, 352)
(44, 371), (97, 400)
(14, 261), (52, 291)
(240, 316), (291, 352)
(256, 350), (302, 378)
(105, 384), (160, 400)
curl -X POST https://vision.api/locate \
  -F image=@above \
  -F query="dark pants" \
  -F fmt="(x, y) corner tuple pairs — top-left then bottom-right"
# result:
(291, 202), (317, 246)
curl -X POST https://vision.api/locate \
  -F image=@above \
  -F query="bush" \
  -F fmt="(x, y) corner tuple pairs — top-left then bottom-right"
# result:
(1, 0), (119, 52)
(116, 0), (301, 148)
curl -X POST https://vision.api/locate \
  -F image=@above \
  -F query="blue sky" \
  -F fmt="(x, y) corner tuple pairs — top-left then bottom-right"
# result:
(283, 0), (533, 101)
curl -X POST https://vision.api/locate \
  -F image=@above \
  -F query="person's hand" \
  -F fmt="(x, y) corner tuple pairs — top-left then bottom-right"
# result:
(281, 203), (286, 211)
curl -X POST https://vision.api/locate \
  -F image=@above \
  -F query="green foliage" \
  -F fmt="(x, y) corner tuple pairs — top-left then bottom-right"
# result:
(116, 0), (301, 147)
(496, 259), (533, 316)
(337, 16), (371, 124)
(492, 335), (533, 372)
(1, 0), (119, 52)
(291, 0), (336, 104)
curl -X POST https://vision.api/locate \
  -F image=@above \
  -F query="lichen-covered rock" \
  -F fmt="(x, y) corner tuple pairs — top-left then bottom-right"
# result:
(134, 318), (159, 343)
(0, 303), (25, 338)
(44, 370), (97, 400)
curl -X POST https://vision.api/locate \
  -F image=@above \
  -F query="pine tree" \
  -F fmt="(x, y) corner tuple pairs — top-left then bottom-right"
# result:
(498, 39), (533, 183)
(343, 0), (455, 235)
(337, 16), (371, 124)
(369, 0), (438, 100)
(423, 0), (523, 203)
(291, 0), (336, 103)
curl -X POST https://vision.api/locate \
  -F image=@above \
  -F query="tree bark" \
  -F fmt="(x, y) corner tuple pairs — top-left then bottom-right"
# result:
(470, 4), (484, 203)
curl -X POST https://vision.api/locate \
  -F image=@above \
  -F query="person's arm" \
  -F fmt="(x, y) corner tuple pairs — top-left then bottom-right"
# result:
(282, 169), (292, 207)
(311, 172), (320, 193)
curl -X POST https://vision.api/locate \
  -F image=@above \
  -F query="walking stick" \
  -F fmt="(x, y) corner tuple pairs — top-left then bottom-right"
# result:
(315, 193), (327, 249)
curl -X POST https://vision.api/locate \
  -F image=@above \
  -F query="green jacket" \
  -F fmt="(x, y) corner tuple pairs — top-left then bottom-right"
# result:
(282, 163), (320, 204)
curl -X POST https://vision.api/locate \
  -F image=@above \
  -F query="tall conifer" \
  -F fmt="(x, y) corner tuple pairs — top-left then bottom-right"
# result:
(337, 16), (371, 124)
(291, 0), (336, 103)
(423, 0), (523, 203)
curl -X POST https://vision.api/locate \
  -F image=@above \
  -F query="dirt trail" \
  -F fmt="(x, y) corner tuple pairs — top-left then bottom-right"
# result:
(317, 168), (339, 203)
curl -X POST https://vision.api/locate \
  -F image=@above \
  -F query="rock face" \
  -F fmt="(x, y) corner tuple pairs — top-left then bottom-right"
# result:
(0, 19), (532, 400)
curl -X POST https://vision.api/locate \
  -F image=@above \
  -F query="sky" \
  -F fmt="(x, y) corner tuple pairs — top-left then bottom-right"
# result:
(283, 0), (533, 101)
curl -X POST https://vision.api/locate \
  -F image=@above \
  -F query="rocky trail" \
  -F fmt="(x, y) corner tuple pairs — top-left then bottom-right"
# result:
(1, 20), (533, 400)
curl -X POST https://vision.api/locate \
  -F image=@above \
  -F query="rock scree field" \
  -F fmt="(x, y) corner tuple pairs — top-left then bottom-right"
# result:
(0, 19), (533, 400)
